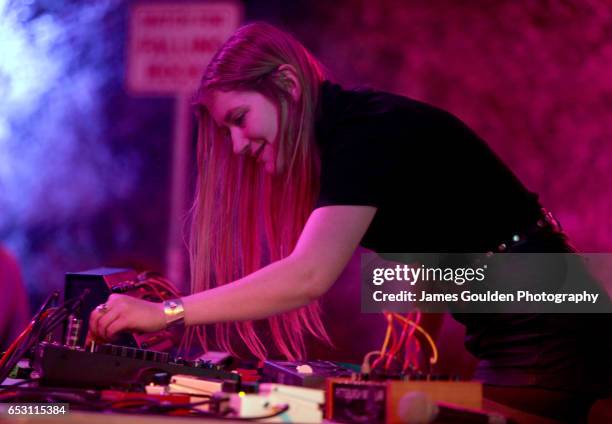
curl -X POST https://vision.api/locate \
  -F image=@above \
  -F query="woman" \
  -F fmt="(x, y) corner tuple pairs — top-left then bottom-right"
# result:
(90, 22), (609, 421)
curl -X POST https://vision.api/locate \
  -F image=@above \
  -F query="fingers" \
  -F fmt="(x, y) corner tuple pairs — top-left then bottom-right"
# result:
(89, 308), (103, 340)
(97, 308), (122, 340)
(105, 318), (127, 340)
(85, 332), (95, 348)
(89, 294), (125, 341)
(88, 294), (163, 341)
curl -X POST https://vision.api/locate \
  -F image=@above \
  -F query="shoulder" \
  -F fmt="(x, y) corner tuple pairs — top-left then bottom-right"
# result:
(315, 81), (463, 149)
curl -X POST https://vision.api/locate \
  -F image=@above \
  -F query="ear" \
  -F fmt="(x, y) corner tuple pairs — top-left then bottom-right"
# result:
(276, 64), (302, 102)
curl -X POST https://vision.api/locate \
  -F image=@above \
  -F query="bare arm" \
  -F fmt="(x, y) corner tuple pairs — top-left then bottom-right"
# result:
(182, 205), (376, 325)
(89, 205), (376, 339)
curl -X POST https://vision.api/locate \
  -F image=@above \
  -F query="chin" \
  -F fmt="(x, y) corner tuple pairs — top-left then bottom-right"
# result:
(263, 162), (276, 175)
(263, 158), (285, 175)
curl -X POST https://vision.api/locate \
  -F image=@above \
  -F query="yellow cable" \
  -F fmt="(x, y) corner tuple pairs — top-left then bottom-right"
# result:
(361, 350), (382, 374)
(371, 312), (394, 370)
(392, 313), (438, 364)
(379, 312), (393, 356)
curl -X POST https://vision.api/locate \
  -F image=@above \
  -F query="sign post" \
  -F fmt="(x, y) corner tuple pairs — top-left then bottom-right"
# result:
(127, 2), (241, 291)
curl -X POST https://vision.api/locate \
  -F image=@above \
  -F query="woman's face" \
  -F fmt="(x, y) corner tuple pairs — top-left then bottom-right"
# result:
(208, 90), (281, 174)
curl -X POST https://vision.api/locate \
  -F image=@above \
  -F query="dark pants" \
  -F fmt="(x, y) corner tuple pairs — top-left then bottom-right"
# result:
(483, 385), (596, 423)
(460, 228), (611, 422)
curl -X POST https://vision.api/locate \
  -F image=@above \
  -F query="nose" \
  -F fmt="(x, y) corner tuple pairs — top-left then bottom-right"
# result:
(230, 128), (250, 155)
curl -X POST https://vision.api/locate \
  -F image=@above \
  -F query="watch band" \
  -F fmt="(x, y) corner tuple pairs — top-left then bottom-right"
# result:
(163, 298), (185, 328)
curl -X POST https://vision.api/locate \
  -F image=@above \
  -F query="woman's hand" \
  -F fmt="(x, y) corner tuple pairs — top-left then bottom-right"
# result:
(88, 294), (166, 342)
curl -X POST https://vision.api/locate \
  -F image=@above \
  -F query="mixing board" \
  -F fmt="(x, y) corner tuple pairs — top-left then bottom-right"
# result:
(32, 342), (239, 389)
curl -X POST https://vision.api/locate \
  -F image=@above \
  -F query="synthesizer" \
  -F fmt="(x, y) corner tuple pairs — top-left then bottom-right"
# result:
(32, 342), (239, 389)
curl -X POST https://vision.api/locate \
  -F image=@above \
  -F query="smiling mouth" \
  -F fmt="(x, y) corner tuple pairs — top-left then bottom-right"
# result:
(252, 142), (266, 161)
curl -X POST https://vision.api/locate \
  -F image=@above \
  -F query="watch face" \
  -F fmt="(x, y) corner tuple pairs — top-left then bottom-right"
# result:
(168, 301), (177, 309)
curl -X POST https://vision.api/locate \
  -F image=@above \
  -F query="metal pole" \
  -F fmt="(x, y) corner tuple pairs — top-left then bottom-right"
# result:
(166, 93), (191, 292)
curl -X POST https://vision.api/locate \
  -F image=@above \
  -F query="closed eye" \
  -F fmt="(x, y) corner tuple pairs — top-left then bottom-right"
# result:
(233, 112), (246, 127)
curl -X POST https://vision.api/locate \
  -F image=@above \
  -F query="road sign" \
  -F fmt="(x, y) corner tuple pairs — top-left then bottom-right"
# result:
(127, 2), (241, 95)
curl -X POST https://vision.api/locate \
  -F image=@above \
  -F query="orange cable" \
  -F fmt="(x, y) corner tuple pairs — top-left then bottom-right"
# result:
(392, 313), (438, 364)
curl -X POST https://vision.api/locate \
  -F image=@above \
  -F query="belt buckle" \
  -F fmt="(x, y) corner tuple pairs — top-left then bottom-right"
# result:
(539, 208), (560, 232)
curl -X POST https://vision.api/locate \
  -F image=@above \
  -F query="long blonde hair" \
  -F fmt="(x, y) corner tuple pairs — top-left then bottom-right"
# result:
(188, 22), (331, 360)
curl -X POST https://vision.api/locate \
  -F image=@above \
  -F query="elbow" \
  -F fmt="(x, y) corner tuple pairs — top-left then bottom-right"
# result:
(287, 255), (333, 304)
(303, 278), (330, 304)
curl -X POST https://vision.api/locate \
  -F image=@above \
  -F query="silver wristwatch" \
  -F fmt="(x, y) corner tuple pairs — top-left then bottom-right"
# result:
(162, 298), (185, 328)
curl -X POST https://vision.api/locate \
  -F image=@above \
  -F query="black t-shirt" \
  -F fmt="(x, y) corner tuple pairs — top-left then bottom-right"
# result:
(313, 81), (611, 394)
(315, 81), (542, 252)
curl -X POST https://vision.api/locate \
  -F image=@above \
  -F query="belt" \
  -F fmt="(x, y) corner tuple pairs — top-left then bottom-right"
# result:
(485, 208), (562, 257)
